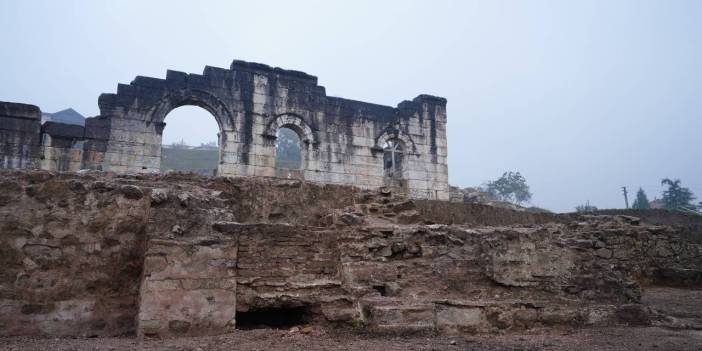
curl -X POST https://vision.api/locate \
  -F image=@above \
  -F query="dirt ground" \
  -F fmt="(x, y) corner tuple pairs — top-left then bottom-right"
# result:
(1, 327), (701, 351)
(642, 287), (702, 322)
(2, 287), (701, 351)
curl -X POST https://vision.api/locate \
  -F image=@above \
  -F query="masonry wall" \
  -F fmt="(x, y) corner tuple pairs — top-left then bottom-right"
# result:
(0, 102), (94, 173)
(0, 102), (42, 170)
(1, 60), (450, 200)
(40, 122), (85, 172)
(0, 173), (147, 336)
(95, 60), (449, 200)
(138, 237), (238, 337)
(2, 171), (701, 338)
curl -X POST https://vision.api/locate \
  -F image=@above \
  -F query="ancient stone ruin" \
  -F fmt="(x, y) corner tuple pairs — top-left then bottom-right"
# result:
(1, 171), (701, 338)
(1, 60), (701, 342)
(0, 60), (449, 200)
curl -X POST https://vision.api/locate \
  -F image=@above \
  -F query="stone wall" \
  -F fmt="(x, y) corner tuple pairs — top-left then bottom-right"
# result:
(0, 59), (450, 200)
(593, 209), (702, 244)
(40, 121), (85, 172)
(1, 171), (700, 338)
(138, 237), (238, 337)
(0, 172), (148, 336)
(415, 200), (566, 226)
(96, 60), (449, 200)
(0, 102), (91, 173)
(0, 102), (42, 169)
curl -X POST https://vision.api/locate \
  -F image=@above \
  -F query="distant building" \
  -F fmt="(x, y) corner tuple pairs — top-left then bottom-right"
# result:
(41, 108), (85, 126)
(650, 198), (665, 209)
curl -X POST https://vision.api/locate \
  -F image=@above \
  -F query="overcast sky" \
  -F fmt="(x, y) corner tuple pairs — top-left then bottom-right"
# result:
(1, 0), (701, 212)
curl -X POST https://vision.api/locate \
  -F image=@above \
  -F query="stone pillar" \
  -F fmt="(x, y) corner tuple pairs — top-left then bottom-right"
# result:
(0, 101), (42, 170)
(40, 121), (85, 172)
(403, 95), (449, 201)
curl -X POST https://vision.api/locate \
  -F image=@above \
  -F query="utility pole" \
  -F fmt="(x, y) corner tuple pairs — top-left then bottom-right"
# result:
(622, 186), (629, 209)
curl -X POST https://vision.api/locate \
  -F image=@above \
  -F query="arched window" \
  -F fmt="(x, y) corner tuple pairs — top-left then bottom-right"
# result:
(275, 127), (302, 170)
(383, 139), (404, 178)
(160, 105), (220, 176)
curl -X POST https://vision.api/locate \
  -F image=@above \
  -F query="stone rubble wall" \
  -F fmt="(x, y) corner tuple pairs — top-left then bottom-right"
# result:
(138, 217), (702, 337)
(0, 172), (149, 336)
(0, 171), (700, 338)
(593, 209), (702, 244)
(414, 199), (566, 226)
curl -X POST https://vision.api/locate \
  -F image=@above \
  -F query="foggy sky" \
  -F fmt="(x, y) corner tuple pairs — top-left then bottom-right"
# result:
(1, 0), (701, 212)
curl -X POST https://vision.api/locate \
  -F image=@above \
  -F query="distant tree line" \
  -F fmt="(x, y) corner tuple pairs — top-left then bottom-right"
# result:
(575, 201), (598, 214)
(464, 169), (701, 215)
(577, 178), (699, 214)
(632, 188), (650, 209)
(165, 139), (219, 150)
(659, 178), (697, 211)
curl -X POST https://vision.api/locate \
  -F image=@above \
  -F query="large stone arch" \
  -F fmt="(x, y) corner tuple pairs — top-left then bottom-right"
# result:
(96, 70), (238, 174)
(149, 89), (235, 132)
(138, 89), (233, 176)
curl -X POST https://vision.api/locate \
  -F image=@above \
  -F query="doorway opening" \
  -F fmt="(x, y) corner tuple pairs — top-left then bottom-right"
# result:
(160, 105), (220, 176)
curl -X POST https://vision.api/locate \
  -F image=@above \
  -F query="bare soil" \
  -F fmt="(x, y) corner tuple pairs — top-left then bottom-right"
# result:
(1, 326), (701, 351)
(643, 287), (702, 321)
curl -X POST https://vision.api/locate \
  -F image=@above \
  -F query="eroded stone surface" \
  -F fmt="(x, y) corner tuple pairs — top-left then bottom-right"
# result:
(0, 170), (700, 338)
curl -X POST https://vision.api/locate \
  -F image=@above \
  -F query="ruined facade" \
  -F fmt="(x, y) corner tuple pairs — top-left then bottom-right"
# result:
(0, 60), (449, 200)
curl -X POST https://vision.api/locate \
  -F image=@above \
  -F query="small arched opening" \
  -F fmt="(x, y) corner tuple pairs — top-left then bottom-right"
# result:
(160, 105), (221, 176)
(275, 126), (303, 178)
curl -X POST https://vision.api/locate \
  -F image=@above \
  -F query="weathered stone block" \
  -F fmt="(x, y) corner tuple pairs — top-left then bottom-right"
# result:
(436, 307), (485, 334)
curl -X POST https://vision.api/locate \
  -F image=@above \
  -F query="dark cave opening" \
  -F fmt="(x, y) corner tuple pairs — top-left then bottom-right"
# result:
(235, 306), (312, 329)
(373, 285), (388, 296)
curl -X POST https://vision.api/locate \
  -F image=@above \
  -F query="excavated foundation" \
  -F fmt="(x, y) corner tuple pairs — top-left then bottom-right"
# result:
(0, 170), (700, 338)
